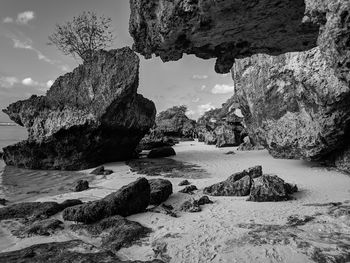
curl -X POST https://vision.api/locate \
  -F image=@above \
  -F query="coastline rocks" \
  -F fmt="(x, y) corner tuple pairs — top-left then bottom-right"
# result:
(237, 136), (264, 151)
(70, 215), (151, 252)
(129, 0), (320, 73)
(247, 175), (294, 202)
(90, 166), (114, 175)
(63, 178), (150, 223)
(74, 180), (89, 192)
(203, 166), (262, 196)
(178, 180), (190, 186)
(179, 185), (197, 194)
(197, 196), (213, 206)
(234, 47), (350, 172)
(180, 200), (201, 213)
(2, 47), (156, 170)
(147, 146), (176, 158)
(0, 199), (82, 221)
(149, 179), (173, 205)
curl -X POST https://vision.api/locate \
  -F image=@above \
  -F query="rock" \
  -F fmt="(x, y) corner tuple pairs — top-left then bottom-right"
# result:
(149, 179), (173, 205)
(137, 134), (175, 151)
(147, 146), (176, 158)
(14, 219), (64, 238)
(147, 204), (178, 218)
(197, 196), (213, 206)
(0, 199), (82, 221)
(0, 151), (3, 159)
(0, 240), (163, 263)
(284, 183), (298, 194)
(237, 136), (264, 151)
(129, 0), (321, 73)
(203, 166), (262, 196)
(179, 185), (197, 194)
(0, 199), (8, 206)
(215, 125), (238, 148)
(234, 47), (350, 172)
(63, 178), (150, 223)
(2, 47), (156, 170)
(178, 180), (190, 186)
(155, 106), (197, 139)
(179, 200), (201, 213)
(225, 151), (235, 155)
(70, 215), (151, 252)
(90, 166), (113, 175)
(74, 180), (89, 192)
(247, 175), (295, 202)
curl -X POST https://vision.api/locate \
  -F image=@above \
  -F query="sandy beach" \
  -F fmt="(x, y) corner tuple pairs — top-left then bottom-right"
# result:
(1, 141), (349, 262)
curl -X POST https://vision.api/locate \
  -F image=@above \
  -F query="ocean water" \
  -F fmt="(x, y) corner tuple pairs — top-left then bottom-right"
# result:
(0, 125), (92, 203)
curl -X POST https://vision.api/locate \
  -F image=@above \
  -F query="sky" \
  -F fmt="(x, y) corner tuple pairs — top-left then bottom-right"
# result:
(0, 0), (235, 122)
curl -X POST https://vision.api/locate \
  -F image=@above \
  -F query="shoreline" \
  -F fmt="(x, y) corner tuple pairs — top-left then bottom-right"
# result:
(1, 141), (349, 262)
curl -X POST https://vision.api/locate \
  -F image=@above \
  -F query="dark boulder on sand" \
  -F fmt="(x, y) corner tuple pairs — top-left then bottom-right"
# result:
(74, 180), (89, 192)
(13, 219), (64, 238)
(178, 180), (190, 186)
(2, 47), (156, 170)
(147, 146), (176, 158)
(63, 178), (150, 223)
(149, 179), (173, 205)
(179, 185), (197, 194)
(0, 199), (82, 221)
(248, 175), (295, 202)
(70, 215), (151, 252)
(203, 166), (262, 196)
(90, 166), (113, 175)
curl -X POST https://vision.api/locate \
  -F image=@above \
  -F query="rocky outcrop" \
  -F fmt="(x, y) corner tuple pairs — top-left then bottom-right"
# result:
(234, 47), (350, 172)
(204, 166), (260, 196)
(147, 146), (176, 158)
(63, 178), (150, 223)
(74, 180), (89, 192)
(149, 179), (173, 205)
(247, 175), (297, 202)
(197, 96), (246, 147)
(2, 47), (156, 170)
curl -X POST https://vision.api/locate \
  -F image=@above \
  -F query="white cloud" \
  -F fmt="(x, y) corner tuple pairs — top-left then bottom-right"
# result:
(46, 80), (54, 88)
(192, 74), (208, 80)
(200, 85), (206, 90)
(192, 97), (200, 103)
(211, 84), (235, 94)
(0, 76), (19, 88)
(197, 103), (215, 116)
(3, 17), (13, 23)
(22, 77), (38, 86)
(16, 11), (35, 25)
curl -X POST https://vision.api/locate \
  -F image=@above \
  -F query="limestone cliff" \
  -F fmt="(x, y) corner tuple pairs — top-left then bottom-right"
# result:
(3, 47), (156, 170)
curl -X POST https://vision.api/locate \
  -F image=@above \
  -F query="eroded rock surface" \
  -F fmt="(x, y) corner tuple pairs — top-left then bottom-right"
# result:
(129, 0), (322, 73)
(149, 179), (173, 205)
(234, 47), (350, 172)
(63, 178), (150, 223)
(2, 47), (156, 170)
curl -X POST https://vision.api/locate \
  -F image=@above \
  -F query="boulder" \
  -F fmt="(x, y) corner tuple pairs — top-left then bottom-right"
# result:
(234, 47), (350, 172)
(178, 180), (190, 186)
(215, 125), (238, 148)
(247, 175), (295, 202)
(63, 178), (150, 223)
(74, 180), (89, 192)
(197, 196), (213, 206)
(179, 200), (201, 213)
(149, 179), (173, 205)
(147, 146), (176, 158)
(90, 166), (113, 175)
(2, 47), (156, 170)
(70, 215), (151, 252)
(137, 134), (175, 151)
(0, 199), (82, 221)
(0, 199), (8, 206)
(14, 219), (64, 238)
(179, 185), (197, 194)
(203, 166), (262, 196)
(0, 151), (3, 159)
(237, 136), (264, 151)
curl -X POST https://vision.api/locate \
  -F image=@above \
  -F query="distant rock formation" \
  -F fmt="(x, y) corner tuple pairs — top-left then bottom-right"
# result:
(197, 96), (246, 148)
(2, 47), (156, 170)
(129, 0), (322, 73)
(234, 47), (350, 172)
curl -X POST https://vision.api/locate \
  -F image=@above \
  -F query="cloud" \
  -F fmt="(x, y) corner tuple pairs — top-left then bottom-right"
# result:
(22, 77), (38, 86)
(59, 65), (70, 72)
(211, 84), (235, 94)
(197, 103), (215, 116)
(192, 74), (208, 80)
(3, 17), (14, 23)
(192, 97), (200, 103)
(0, 76), (19, 88)
(186, 110), (196, 116)
(46, 80), (54, 88)
(16, 11), (35, 25)
(200, 85), (206, 90)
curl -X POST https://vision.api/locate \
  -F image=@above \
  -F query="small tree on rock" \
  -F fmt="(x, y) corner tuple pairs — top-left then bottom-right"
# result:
(48, 11), (114, 62)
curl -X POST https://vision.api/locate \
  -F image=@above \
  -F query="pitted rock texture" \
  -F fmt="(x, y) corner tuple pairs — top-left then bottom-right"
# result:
(129, 0), (322, 73)
(233, 47), (350, 172)
(2, 47), (156, 170)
